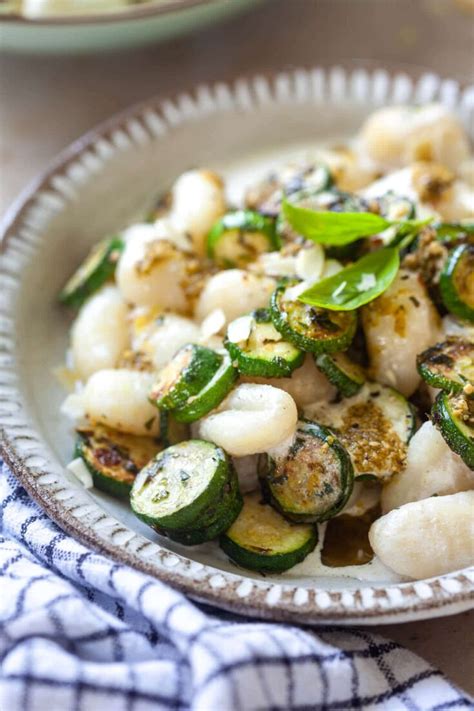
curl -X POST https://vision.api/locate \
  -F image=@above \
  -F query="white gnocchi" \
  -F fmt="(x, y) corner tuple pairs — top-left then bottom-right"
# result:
(199, 383), (298, 457)
(369, 491), (474, 579)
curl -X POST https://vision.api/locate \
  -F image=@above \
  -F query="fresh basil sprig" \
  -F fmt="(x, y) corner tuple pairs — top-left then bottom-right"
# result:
(282, 199), (428, 246)
(299, 248), (400, 311)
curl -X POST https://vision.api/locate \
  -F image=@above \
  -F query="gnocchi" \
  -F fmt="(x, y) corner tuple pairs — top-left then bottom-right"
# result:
(199, 383), (298, 457)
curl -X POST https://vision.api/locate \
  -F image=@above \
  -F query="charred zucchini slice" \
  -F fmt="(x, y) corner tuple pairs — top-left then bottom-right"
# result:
(224, 308), (304, 377)
(432, 391), (474, 470)
(149, 344), (221, 411)
(59, 236), (124, 308)
(315, 352), (366, 397)
(305, 383), (415, 481)
(172, 351), (238, 423)
(440, 244), (474, 322)
(417, 338), (474, 394)
(270, 282), (357, 355)
(207, 210), (279, 268)
(75, 425), (162, 498)
(220, 491), (318, 572)
(130, 440), (242, 543)
(260, 420), (354, 523)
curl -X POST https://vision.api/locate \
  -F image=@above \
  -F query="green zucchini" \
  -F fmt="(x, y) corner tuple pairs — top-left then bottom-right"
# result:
(306, 383), (416, 480)
(159, 411), (190, 448)
(315, 352), (366, 397)
(130, 440), (243, 543)
(207, 210), (279, 268)
(377, 191), (416, 222)
(224, 309), (304, 377)
(149, 344), (221, 411)
(432, 391), (474, 470)
(255, 163), (333, 218)
(220, 491), (318, 572)
(59, 236), (124, 308)
(417, 338), (474, 394)
(172, 351), (238, 423)
(75, 425), (162, 499)
(270, 282), (357, 355)
(259, 420), (354, 523)
(440, 244), (474, 322)
(435, 221), (474, 244)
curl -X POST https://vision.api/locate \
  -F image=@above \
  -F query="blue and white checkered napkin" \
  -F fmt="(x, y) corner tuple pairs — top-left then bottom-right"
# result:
(0, 463), (471, 711)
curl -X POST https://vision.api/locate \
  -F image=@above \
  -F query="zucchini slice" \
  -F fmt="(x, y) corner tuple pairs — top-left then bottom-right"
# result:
(440, 244), (474, 322)
(159, 411), (190, 448)
(207, 210), (279, 268)
(315, 352), (366, 397)
(130, 440), (243, 543)
(149, 344), (221, 411)
(224, 308), (304, 377)
(260, 420), (354, 523)
(432, 391), (474, 470)
(270, 282), (357, 355)
(376, 192), (415, 222)
(417, 338), (474, 394)
(305, 383), (416, 480)
(172, 351), (238, 423)
(434, 221), (474, 244)
(75, 425), (162, 498)
(59, 236), (124, 308)
(220, 491), (317, 572)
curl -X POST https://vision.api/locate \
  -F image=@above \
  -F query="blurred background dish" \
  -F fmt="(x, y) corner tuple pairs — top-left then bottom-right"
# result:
(0, 0), (262, 53)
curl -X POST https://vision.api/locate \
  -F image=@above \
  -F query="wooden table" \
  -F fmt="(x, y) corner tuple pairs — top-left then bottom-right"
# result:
(1, 0), (473, 697)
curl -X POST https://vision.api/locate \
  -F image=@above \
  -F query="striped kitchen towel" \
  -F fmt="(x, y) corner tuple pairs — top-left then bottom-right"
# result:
(0, 463), (471, 711)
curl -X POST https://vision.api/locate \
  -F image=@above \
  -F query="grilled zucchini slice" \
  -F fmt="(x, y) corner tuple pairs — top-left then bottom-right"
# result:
(130, 440), (242, 543)
(306, 383), (416, 481)
(270, 282), (357, 355)
(417, 338), (474, 394)
(172, 351), (238, 423)
(224, 308), (304, 377)
(75, 425), (162, 498)
(150, 344), (221, 411)
(440, 244), (474, 322)
(315, 352), (366, 397)
(432, 391), (474, 470)
(207, 210), (279, 268)
(220, 491), (318, 572)
(260, 420), (354, 523)
(59, 236), (124, 308)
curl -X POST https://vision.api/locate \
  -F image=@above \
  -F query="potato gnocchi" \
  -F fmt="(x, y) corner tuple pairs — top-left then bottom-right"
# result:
(59, 104), (474, 580)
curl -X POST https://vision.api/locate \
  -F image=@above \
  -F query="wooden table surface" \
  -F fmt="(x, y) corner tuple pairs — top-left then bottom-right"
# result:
(1, 0), (473, 697)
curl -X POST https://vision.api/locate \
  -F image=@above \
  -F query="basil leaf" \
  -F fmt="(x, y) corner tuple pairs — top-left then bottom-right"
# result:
(282, 199), (429, 246)
(299, 248), (400, 311)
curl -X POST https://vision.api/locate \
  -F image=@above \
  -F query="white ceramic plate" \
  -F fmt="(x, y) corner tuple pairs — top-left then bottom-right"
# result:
(0, 0), (260, 54)
(1, 65), (473, 624)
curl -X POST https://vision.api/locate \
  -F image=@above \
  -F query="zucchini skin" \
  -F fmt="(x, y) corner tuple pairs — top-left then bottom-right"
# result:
(150, 344), (222, 411)
(440, 244), (474, 323)
(207, 209), (280, 268)
(417, 338), (474, 394)
(224, 309), (304, 378)
(75, 428), (161, 499)
(159, 411), (190, 447)
(260, 420), (354, 523)
(432, 391), (474, 470)
(220, 492), (318, 572)
(130, 440), (243, 543)
(59, 236), (124, 308)
(270, 284), (357, 355)
(315, 352), (365, 397)
(173, 353), (238, 423)
(220, 526), (317, 573)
